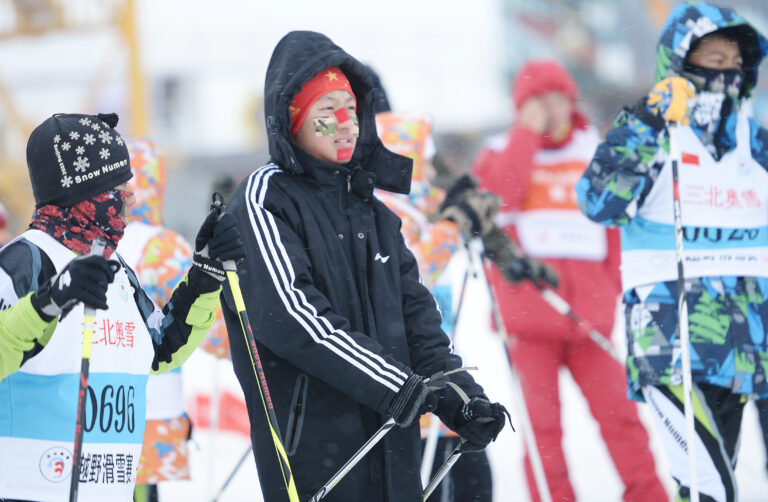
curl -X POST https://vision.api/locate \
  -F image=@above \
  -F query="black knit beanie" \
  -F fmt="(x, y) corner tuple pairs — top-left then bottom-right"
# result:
(26, 113), (133, 208)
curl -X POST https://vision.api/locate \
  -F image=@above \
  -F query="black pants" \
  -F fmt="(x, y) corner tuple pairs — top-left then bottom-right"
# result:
(423, 437), (492, 502)
(756, 397), (768, 472)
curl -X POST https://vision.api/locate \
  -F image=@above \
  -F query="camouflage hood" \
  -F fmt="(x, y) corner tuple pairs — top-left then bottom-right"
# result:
(655, 1), (768, 96)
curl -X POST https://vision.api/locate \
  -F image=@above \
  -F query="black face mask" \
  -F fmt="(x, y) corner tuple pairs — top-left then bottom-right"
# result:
(682, 63), (744, 99)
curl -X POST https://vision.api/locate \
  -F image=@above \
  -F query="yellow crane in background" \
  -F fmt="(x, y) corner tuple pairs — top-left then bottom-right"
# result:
(0, 0), (148, 233)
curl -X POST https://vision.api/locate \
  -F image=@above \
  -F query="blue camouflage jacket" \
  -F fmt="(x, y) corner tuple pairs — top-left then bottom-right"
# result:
(576, 1), (768, 399)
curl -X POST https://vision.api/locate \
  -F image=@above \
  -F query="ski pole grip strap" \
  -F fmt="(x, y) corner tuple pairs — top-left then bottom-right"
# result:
(426, 366), (477, 404)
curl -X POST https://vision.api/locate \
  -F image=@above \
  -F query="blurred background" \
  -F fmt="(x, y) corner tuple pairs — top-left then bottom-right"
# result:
(0, 0), (766, 242)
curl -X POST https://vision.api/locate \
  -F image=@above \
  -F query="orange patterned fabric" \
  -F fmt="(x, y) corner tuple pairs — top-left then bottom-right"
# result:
(135, 416), (191, 483)
(126, 138), (230, 483)
(375, 112), (461, 289)
(377, 112), (462, 439)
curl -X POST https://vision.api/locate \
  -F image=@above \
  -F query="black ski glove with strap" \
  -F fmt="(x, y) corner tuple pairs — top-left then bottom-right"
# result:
(389, 373), (439, 428)
(192, 210), (246, 284)
(31, 254), (119, 321)
(454, 397), (511, 452)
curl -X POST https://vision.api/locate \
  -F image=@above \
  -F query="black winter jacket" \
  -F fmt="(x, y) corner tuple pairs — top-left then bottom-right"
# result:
(222, 31), (484, 502)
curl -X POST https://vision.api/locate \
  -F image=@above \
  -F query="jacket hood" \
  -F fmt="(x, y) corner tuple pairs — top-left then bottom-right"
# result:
(656, 1), (768, 96)
(125, 138), (165, 225)
(264, 31), (412, 194)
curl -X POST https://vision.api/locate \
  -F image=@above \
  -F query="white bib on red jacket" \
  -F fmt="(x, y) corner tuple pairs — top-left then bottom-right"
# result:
(495, 126), (607, 261)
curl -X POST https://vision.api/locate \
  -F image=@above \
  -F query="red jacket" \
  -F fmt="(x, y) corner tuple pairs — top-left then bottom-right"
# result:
(473, 122), (621, 340)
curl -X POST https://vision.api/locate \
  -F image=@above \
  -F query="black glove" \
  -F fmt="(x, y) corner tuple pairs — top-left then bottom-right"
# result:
(482, 226), (559, 288)
(389, 373), (439, 428)
(31, 255), (119, 321)
(193, 211), (246, 281)
(454, 397), (511, 452)
(439, 175), (500, 239)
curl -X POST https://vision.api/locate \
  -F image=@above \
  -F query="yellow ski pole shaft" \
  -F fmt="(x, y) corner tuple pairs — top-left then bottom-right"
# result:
(209, 192), (299, 502)
(224, 262), (299, 502)
(69, 237), (107, 502)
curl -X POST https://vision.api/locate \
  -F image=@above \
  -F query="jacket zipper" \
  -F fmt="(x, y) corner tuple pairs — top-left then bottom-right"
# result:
(339, 173), (352, 211)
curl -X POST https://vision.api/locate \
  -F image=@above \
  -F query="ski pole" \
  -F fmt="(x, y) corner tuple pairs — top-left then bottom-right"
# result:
(210, 193), (300, 502)
(536, 286), (622, 362)
(422, 439), (465, 501)
(469, 237), (553, 502)
(668, 122), (699, 502)
(420, 414), (442, 488)
(309, 367), (472, 502)
(421, 416), (498, 501)
(309, 417), (397, 501)
(421, 253), (474, 486)
(211, 445), (253, 502)
(69, 237), (107, 502)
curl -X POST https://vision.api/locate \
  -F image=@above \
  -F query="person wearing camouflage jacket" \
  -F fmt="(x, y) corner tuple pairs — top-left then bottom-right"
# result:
(577, 2), (768, 501)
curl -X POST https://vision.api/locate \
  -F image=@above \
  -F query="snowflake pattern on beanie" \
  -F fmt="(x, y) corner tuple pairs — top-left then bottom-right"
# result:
(27, 113), (132, 208)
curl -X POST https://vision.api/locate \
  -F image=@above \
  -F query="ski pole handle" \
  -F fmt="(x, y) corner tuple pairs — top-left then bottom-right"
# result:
(209, 192), (238, 274)
(83, 237), (107, 318)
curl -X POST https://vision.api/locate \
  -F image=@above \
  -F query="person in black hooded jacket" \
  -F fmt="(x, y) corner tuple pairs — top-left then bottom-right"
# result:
(221, 31), (509, 501)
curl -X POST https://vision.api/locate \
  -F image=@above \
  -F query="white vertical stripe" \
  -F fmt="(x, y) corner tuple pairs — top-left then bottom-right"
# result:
(242, 165), (407, 391)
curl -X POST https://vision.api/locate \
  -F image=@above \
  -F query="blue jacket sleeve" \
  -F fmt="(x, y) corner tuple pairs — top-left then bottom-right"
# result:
(576, 102), (670, 226)
(749, 118), (768, 173)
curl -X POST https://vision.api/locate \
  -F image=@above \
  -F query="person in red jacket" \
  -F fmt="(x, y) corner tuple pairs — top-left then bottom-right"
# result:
(472, 59), (668, 502)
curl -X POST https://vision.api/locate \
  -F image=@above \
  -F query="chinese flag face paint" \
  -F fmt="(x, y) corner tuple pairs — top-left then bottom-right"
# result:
(334, 107), (350, 124)
(337, 148), (354, 161)
(293, 89), (359, 164)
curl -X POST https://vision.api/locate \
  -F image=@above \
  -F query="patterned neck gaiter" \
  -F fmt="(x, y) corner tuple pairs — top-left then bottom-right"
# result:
(682, 65), (744, 159)
(29, 189), (127, 257)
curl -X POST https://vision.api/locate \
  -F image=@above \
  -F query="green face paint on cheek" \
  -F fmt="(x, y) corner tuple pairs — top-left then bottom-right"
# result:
(313, 117), (338, 137)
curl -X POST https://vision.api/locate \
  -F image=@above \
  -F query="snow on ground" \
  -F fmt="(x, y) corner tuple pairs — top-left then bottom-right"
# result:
(161, 248), (768, 501)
